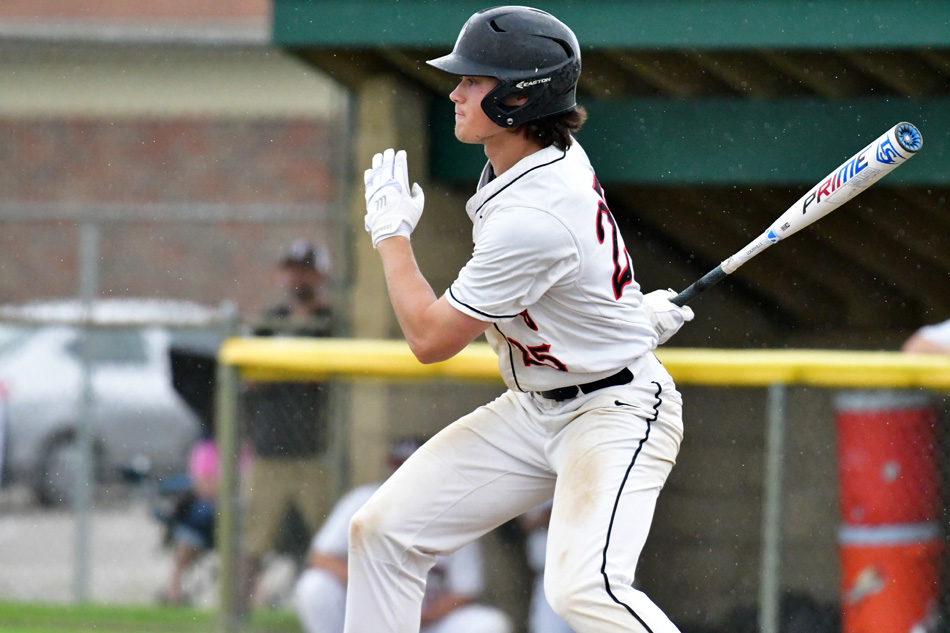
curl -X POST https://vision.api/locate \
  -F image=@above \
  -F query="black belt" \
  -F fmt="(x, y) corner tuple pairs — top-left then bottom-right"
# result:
(538, 367), (634, 401)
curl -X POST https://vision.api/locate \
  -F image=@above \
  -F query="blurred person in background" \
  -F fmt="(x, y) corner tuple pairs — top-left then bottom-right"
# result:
(902, 319), (950, 355)
(159, 335), (233, 606)
(240, 238), (336, 608)
(160, 435), (219, 605)
(518, 501), (576, 633)
(294, 436), (514, 633)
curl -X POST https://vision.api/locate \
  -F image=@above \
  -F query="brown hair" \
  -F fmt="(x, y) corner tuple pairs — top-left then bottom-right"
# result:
(520, 106), (588, 151)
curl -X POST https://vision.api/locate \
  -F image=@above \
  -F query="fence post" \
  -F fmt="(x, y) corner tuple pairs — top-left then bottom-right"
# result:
(216, 358), (242, 632)
(759, 383), (787, 633)
(73, 220), (100, 602)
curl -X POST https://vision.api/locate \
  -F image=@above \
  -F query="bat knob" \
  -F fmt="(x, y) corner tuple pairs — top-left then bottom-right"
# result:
(895, 122), (922, 153)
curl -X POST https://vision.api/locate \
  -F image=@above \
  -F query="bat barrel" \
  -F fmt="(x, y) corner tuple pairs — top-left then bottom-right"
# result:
(671, 121), (921, 308)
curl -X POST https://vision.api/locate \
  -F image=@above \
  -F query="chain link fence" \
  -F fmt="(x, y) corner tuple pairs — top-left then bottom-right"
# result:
(213, 343), (950, 633)
(662, 384), (949, 633)
(3, 316), (949, 633)
(0, 197), (347, 608)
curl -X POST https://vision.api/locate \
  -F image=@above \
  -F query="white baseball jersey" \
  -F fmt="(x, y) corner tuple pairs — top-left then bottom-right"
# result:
(446, 140), (657, 392)
(299, 484), (510, 633)
(916, 319), (950, 347)
(311, 483), (485, 603)
(312, 483), (378, 557)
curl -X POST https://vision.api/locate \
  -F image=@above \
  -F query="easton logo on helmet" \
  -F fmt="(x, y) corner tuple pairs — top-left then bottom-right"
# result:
(515, 77), (552, 89)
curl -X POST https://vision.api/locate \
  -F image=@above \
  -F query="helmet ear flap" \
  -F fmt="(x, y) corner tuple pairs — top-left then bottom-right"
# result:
(481, 83), (527, 128)
(480, 60), (580, 128)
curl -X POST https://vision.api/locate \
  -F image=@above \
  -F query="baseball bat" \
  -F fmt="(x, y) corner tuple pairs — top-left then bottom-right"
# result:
(671, 121), (923, 307)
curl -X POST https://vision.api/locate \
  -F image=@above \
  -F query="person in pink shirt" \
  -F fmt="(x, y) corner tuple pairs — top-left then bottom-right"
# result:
(162, 437), (219, 605)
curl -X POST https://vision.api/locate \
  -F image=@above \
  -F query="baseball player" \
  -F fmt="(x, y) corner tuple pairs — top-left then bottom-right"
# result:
(902, 318), (950, 355)
(294, 437), (513, 633)
(354, 6), (693, 633)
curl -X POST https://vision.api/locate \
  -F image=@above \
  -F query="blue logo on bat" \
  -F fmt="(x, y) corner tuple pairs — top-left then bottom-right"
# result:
(876, 137), (903, 164)
(767, 230), (780, 243)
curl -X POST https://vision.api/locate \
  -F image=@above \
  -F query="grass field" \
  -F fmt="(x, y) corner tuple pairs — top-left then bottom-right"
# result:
(0, 602), (300, 633)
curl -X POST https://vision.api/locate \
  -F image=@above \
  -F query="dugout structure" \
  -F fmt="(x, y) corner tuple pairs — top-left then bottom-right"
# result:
(214, 339), (950, 633)
(273, 0), (950, 347)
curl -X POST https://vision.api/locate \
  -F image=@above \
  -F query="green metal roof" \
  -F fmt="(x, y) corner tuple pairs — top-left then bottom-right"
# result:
(431, 97), (949, 185)
(272, 0), (950, 347)
(275, 0), (950, 185)
(274, 0), (950, 49)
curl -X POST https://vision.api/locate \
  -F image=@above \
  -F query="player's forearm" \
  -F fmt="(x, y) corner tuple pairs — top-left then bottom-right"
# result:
(902, 334), (950, 355)
(193, 477), (217, 500)
(309, 552), (348, 584)
(376, 238), (449, 363)
(420, 594), (471, 626)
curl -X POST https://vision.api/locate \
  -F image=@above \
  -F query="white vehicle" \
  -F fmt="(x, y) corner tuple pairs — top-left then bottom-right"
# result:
(0, 298), (231, 506)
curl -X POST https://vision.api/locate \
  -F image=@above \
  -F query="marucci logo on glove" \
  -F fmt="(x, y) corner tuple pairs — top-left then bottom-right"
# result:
(362, 148), (425, 247)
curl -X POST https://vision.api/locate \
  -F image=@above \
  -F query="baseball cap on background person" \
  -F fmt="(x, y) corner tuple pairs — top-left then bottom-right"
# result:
(280, 239), (331, 275)
(254, 238), (334, 335)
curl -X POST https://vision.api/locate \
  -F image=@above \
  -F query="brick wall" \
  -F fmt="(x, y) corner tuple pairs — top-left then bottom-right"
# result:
(0, 0), (268, 20)
(0, 117), (346, 316)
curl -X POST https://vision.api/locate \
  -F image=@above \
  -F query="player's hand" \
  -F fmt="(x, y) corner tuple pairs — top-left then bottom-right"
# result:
(363, 148), (425, 248)
(642, 288), (694, 345)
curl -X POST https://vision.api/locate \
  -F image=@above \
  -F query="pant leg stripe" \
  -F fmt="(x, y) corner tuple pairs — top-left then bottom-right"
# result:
(602, 381), (663, 633)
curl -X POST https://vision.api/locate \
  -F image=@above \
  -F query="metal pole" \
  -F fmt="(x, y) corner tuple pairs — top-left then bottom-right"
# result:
(759, 383), (787, 633)
(73, 220), (99, 602)
(216, 357), (242, 633)
(330, 382), (350, 502)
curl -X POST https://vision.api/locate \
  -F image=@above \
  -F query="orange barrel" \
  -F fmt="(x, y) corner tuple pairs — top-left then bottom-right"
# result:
(834, 390), (939, 525)
(840, 523), (942, 633)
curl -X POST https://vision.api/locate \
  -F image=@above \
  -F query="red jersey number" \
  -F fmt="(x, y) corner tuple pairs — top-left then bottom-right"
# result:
(593, 177), (633, 299)
(507, 338), (567, 372)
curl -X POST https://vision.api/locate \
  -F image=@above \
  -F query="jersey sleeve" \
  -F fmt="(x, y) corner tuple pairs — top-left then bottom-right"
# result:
(447, 207), (580, 321)
(311, 484), (378, 556)
(918, 319), (950, 346)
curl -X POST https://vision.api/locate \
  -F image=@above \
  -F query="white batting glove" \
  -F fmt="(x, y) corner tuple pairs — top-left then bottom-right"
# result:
(642, 288), (694, 345)
(363, 148), (425, 248)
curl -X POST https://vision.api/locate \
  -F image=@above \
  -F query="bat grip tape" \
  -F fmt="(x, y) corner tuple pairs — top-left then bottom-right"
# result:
(672, 265), (728, 306)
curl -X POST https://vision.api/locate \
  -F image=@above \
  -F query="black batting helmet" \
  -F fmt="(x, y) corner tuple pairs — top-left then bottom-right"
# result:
(426, 6), (581, 128)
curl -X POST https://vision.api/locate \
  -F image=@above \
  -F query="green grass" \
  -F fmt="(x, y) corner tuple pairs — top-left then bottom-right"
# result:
(0, 602), (300, 633)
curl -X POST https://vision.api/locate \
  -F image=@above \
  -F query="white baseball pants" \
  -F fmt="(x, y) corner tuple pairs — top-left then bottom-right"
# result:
(344, 352), (684, 633)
